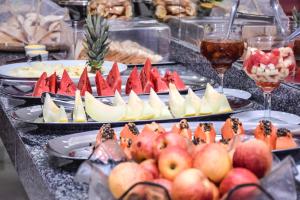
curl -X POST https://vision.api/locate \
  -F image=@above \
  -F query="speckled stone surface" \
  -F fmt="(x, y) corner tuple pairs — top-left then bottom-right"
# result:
(0, 97), (89, 200)
(170, 40), (300, 115)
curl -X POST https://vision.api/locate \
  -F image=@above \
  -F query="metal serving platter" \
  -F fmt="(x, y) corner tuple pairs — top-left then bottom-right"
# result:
(0, 73), (215, 103)
(10, 94), (252, 130)
(0, 60), (127, 80)
(46, 121), (300, 161)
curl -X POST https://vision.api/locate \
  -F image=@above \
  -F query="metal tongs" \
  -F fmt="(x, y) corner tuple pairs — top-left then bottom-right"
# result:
(226, 0), (240, 39)
(270, 0), (287, 36)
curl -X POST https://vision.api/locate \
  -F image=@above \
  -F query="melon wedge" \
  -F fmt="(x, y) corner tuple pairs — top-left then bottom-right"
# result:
(149, 88), (172, 119)
(184, 94), (197, 117)
(73, 90), (87, 122)
(113, 91), (126, 106)
(217, 94), (232, 113)
(43, 93), (60, 123)
(186, 88), (202, 114)
(141, 102), (155, 120)
(204, 83), (232, 113)
(124, 91), (144, 120)
(169, 83), (185, 118)
(58, 106), (68, 123)
(85, 92), (125, 122)
(199, 97), (213, 115)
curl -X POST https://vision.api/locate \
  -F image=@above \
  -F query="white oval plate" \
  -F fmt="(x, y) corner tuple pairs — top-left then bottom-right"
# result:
(0, 60), (127, 80)
(231, 110), (300, 125)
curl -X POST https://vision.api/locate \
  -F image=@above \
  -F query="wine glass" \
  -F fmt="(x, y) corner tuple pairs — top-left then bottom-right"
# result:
(243, 36), (296, 119)
(200, 24), (244, 93)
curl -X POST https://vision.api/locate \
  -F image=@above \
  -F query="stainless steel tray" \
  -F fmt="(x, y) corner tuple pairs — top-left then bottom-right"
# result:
(0, 72), (215, 103)
(46, 121), (300, 161)
(10, 94), (252, 130)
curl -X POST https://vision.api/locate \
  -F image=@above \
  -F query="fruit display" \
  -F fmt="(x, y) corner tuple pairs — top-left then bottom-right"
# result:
(84, 14), (110, 73)
(254, 120), (298, 151)
(101, 120), (276, 199)
(33, 68), (92, 97)
(41, 82), (232, 123)
(153, 0), (197, 21)
(244, 47), (296, 89)
(88, 0), (133, 20)
(32, 59), (187, 97)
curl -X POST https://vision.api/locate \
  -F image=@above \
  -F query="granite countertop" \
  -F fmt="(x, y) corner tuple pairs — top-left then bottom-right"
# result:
(0, 40), (299, 200)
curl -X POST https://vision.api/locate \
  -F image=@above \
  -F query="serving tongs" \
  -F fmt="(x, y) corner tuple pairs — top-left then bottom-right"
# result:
(236, 12), (274, 23)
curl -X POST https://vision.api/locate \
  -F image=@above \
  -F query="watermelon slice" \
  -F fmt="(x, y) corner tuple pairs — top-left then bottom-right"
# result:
(150, 67), (160, 83)
(78, 67), (92, 96)
(163, 70), (186, 90)
(107, 62), (122, 93)
(95, 71), (114, 96)
(57, 70), (76, 96)
(140, 58), (152, 88)
(153, 76), (169, 93)
(32, 72), (49, 97)
(47, 72), (57, 94)
(126, 66), (143, 95)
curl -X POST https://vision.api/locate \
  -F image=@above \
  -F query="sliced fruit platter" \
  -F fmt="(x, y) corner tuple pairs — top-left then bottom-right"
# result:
(48, 119), (300, 199)
(11, 83), (251, 129)
(47, 118), (300, 160)
(0, 59), (213, 100)
(0, 60), (127, 80)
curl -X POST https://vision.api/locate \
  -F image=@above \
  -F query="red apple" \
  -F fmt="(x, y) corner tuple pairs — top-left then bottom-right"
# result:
(191, 143), (207, 158)
(158, 146), (192, 181)
(171, 168), (213, 200)
(108, 162), (153, 198)
(233, 139), (272, 178)
(153, 132), (188, 158)
(193, 143), (232, 183)
(219, 168), (259, 199)
(140, 159), (159, 179)
(131, 131), (157, 162)
(150, 178), (173, 196)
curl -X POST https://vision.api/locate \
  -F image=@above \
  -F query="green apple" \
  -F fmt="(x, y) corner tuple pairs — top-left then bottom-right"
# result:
(85, 92), (126, 122)
(73, 90), (87, 122)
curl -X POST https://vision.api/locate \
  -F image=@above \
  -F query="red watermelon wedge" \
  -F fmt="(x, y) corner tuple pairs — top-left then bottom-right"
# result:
(47, 72), (57, 94)
(95, 71), (114, 96)
(32, 72), (49, 97)
(78, 67), (92, 96)
(125, 66), (143, 95)
(107, 62), (122, 93)
(163, 70), (186, 90)
(153, 76), (169, 93)
(150, 67), (160, 83)
(140, 58), (152, 88)
(57, 70), (76, 96)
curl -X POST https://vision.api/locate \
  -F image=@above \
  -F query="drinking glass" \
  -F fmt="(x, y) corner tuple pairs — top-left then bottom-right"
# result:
(243, 36), (296, 119)
(200, 24), (244, 93)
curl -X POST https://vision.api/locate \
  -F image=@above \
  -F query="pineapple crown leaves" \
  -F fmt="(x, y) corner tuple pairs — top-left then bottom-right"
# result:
(292, 7), (300, 25)
(84, 14), (110, 72)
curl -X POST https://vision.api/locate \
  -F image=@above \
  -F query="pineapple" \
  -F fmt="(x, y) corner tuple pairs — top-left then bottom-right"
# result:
(84, 14), (110, 73)
(292, 7), (300, 28)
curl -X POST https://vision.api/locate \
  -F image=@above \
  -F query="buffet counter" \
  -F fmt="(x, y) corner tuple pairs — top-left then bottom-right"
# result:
(0, 38), (299, 200)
